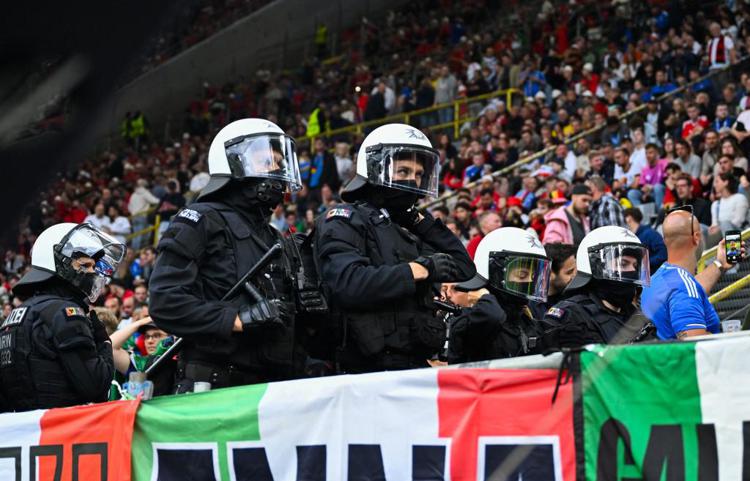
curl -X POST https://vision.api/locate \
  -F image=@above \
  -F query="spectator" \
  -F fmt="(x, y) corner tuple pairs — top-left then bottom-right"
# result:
(463, 153), (487, 185)
(673, 139), (702, 179)
(130, 247), (156, 284)
(435, 66), (458, 125)
(632, 143), (667, 207)
(514, 177), (538, 212)
(133, 283), (148, 305)
(104, 295), (122, 322)
(307, 138), (342, 200)
(333, 142), (355, 185)
(681, 103), (708, 141)
(585, 150), (615, 186)
(587, 175), (626, 229)
(664, 173), (712, 231)
(543, 184), (592, 245)
(466, 211), (502, 259)
(530, 242), (577, 319)
(710, 172), (748, 235)
(107, 205), (131, 244)
(156, 180), (186, 237)
(84, 203), (112, 232)
(641, 209), (730, 340)
(701, 129), (721, 180)
(706, 21), (737, 70)
(128, 179), (161, 249)
(613, 147), (642, 198)
(624, 208), (667, 273)
(713, 103), (735, 132)
(452, 201), (474, 241)
(719, 137), (749, 172)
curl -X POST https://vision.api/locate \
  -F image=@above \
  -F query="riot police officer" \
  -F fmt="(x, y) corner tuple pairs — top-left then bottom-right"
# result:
(314, 123), (475, 373)
(542, 226), (652, 347)
(149, 118), (303, 391)
(448, 227), (551, 363)
(0, 222), (124, 411)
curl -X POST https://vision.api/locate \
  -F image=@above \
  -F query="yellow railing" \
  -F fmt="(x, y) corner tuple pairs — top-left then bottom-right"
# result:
(125, 214), (161, 247)
(697, 226), (750, 273)
(709, 273), (750, 304)
(298, 88), (522, 145)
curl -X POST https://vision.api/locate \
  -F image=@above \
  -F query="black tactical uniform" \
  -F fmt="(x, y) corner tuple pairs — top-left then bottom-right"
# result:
(448, 293), (543, 364)
(149, 198), (299, 391)
(314, 202), (474, 372)
(0, 282), (114, 412)
(541, 291), (646, 347)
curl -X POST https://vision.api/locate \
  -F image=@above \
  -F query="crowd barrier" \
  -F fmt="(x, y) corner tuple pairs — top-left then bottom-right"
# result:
(1, 333), (748, 480)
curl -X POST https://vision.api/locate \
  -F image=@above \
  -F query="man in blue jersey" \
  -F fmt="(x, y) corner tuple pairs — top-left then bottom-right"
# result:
(641, 208), (742, 339)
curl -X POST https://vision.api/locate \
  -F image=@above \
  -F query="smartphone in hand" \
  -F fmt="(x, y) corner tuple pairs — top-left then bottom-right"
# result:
(725, 230), (742, 264)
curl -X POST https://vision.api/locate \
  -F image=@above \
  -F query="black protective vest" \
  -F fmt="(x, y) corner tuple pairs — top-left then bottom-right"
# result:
(188, 202), (298, 374)
(544, 293), (641, 347)
(0, 295), (82, 411)
(329, 202), (446, 363)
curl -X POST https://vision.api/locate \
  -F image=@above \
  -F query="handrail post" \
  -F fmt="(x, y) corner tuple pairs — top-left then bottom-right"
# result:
(453, 100), (459, 139)
(153, 215), (161, 247)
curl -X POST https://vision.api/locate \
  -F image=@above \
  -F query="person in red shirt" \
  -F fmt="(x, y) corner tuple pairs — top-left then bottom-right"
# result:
(681, 103), (709, 141)
(466, 211), (502, 259)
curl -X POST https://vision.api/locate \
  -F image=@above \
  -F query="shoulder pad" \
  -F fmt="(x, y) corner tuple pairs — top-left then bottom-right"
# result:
(173, 207), (204, 226)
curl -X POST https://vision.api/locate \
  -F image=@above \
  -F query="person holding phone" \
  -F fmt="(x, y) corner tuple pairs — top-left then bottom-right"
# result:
(642, 207), (744, 340)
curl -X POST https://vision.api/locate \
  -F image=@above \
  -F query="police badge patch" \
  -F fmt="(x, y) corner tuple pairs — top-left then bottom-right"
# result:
(546, 307), (565, 319)
(326, 207), (353, 221)
(64, 307), (86, 317)
(175, 208), (203, 224)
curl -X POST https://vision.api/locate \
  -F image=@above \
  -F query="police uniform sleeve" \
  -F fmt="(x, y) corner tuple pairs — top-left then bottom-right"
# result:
(149, 209), (238, 339)
(540, 301), (588, 349)
(465, 294), (507, 336)
(412, 214), (475, 282)
(316, 207), (417, 309)
(51, 304), (114, 403)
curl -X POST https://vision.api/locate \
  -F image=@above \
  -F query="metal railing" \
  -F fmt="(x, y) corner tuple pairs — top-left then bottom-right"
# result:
(298, 88), (522, 145)
(421, 55), (750, 210)
(709, 273), (750, 304)
(125, 212), (161, 247)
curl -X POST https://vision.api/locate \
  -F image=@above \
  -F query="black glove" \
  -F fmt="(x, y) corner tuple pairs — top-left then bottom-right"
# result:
(239, 299), (284, 331)
(413, 253), (460, 282)
(88, 311), (110, 344)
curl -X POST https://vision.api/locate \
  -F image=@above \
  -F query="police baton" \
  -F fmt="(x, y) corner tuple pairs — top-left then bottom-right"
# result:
(145, 243), (283, 376)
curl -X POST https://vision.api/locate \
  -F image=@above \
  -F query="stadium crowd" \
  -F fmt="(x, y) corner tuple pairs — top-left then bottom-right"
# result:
(3, 0), (750, 390)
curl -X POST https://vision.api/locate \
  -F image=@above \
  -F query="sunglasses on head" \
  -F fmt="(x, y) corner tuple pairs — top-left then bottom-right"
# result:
(667, 204), (695, 237)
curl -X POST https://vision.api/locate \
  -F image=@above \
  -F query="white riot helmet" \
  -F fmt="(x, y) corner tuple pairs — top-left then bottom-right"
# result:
(566, 226), (650, 291)
(457, 227), (551, 302)
(341, 123), (440, 201)
(199, 118), (302, 198)
(15, 223), (126, 302)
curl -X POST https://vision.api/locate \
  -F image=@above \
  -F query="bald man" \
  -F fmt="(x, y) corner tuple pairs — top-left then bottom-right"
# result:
(641, 210), (737, 339)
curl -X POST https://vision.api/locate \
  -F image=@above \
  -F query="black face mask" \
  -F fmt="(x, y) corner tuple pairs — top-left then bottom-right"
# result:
(220, 178), (285, 215)
(378, 180), (420, 212)
(591, 279), (638, 310)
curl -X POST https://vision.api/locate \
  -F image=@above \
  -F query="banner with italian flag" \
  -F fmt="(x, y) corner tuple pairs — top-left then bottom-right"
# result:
(0, 399), (138, 481)
(2, 335), (749, 480)
(132, 366), (576, 481)
(581, 335), (750, 480)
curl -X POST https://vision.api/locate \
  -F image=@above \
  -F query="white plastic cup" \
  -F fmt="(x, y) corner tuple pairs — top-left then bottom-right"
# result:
(721, 319), (742, 333)
(193, 382), (212, 393)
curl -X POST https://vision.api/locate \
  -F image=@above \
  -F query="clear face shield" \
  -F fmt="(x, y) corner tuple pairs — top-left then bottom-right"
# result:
(55, 224), (126, 302)
(224, 133), (302, 192)
(588, 243), (651, 286)
(488, 253), (552, 302)
(365, 144), (440, 198)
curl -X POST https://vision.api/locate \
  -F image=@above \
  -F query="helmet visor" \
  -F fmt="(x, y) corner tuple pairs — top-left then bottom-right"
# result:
(59, 224), (126, 273)
(489, 253), (551, 302)
(225, 134), (302, 192)
(367, 144), (440, 197)
(589, 243), (651, 286)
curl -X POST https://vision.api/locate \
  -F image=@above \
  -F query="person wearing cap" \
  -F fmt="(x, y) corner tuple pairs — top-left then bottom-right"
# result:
(148, 119), (305, 392)
(541, 226), (654, 348)
(313, 124), (475, 373)
(447, 228), (551, 363)
(0, 223), (125, 412)
(542, 184), (592, 245)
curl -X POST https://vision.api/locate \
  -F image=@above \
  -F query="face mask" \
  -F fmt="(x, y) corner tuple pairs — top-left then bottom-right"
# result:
(69, 268), (108, 303)
(377, 184), (419, 212)
(592, 279), (638, 310)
